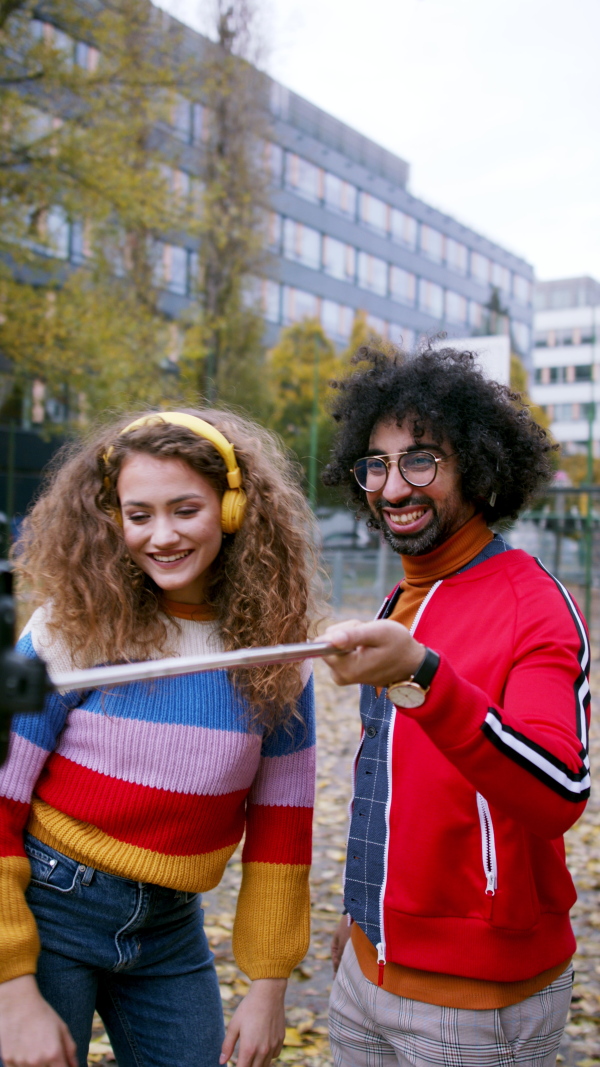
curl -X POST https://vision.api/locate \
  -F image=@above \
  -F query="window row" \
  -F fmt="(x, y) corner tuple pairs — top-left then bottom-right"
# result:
(535, 328), (596, 348)
(534, 364), (596, 384)
(268, 149), (532, 303)
(544, 403), (596, 422)
(31, 19), (99, 71)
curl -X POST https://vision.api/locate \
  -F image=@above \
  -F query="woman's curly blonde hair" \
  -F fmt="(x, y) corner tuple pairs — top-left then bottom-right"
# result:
(14, 408), (320, 728)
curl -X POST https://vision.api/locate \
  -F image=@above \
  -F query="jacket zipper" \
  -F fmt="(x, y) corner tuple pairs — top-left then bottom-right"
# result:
(476, 793), (497, 895)
(376, 579), (444, 985)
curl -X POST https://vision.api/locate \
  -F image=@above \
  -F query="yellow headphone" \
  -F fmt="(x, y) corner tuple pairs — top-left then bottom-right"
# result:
(104, 412), (247, 534)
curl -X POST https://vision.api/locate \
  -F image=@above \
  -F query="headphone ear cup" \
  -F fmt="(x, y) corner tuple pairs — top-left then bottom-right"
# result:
(221, 489), (247, 534)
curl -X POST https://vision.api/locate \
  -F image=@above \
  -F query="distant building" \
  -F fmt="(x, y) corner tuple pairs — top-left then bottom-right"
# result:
(23, 7), (535, 365)
(531, 277), (600, 456)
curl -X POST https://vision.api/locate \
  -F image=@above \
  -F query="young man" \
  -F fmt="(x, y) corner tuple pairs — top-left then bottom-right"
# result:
(321, 345), (591, 1067)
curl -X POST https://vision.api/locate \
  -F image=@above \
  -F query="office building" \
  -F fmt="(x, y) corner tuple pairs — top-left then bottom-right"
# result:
(531, 277), (600, 455)
(22, 7), (535, 362)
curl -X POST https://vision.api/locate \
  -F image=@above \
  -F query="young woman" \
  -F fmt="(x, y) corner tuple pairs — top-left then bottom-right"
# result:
(0, 410), (317, 1067)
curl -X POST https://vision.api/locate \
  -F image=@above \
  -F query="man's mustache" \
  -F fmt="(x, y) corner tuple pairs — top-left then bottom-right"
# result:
(373, 495), (433, 513)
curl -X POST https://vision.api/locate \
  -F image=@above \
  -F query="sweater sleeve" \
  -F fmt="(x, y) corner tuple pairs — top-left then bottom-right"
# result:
(232, 669), (315, 979)
(402, 568), (590, 840)
(0, 609), (84, 983)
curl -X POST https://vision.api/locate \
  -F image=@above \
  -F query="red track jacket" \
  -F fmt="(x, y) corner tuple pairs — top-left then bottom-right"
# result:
(344, 546), (591, 982)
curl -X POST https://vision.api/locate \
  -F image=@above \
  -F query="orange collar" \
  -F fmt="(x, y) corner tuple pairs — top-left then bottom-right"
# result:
(162, 599), (218, 622)
(401, 514), (493, 587)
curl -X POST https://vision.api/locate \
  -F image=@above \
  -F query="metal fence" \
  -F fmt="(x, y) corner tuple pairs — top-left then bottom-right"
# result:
(320, 488), (600, 651)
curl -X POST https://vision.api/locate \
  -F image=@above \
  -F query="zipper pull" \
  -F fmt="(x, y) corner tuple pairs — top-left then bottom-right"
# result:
(376, 942), (386, 987)
(485, 871), (496, 896)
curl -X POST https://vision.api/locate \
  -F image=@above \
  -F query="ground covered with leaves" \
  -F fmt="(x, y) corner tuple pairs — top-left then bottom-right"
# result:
(89, 658), (600, 1066)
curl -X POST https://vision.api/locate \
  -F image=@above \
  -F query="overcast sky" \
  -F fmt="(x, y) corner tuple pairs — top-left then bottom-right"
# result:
(156, 0), (599, 282)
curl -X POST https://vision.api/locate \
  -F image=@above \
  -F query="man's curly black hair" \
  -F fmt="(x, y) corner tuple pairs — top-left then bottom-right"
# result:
(322, 344), (556, 526)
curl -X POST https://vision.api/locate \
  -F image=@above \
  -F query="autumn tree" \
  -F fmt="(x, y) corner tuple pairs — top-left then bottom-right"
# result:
(183, 0), (271, 411)
(267, 318), (342, 505)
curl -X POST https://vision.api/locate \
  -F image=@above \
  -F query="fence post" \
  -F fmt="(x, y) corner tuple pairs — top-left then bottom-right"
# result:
(332, 550), (344, 612)
(375, 539), (387, 605)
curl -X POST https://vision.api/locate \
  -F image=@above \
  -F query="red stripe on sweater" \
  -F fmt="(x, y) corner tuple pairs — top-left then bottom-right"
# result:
(0, 795), (30, 856)
(35, 753), (247, 855)
(242, 803), (313, 864)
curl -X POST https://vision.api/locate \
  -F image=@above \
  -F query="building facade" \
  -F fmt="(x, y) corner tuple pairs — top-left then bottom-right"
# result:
(531, 277), (600, 456)
(21, 7), (535, 362)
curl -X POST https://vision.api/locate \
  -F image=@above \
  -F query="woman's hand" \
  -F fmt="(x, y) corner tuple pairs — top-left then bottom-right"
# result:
(0, 974), (78, 1067)
(220, 978), (287, 1067)
(331, 915), (352, 975)
(323, 619), (424, 690)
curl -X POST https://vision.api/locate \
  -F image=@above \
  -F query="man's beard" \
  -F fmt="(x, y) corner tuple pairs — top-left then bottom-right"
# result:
(371, 495), (459, 556)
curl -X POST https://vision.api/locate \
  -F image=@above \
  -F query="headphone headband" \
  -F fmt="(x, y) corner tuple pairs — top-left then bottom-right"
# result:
(104, 411), (246, 533)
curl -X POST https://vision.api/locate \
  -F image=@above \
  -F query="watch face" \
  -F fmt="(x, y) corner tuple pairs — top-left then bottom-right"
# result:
(387, 682), (426, 708)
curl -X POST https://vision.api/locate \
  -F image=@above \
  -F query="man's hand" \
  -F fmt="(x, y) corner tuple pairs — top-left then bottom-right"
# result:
(0, 974), (78, 1067)
(323, 619), (425, 690)
(331, 915), (352, 975)
(220, 977), (286, 1067)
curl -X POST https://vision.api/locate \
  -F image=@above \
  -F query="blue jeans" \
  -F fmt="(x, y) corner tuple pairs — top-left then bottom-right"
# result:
(14, 833), (225, 1067)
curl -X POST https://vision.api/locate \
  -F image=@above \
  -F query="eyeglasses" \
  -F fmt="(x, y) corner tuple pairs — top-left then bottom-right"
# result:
(352, 451), (454, 492)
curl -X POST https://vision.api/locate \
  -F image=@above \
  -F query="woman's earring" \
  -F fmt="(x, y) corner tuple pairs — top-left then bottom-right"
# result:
(489, 491), (497, 508)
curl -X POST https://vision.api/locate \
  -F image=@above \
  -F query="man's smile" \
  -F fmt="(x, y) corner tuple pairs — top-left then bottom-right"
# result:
(382, 505), (431, 534)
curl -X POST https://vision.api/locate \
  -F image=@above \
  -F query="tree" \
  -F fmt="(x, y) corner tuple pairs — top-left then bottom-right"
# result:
(0, 0), (272, 428)
(267, 318), (341, 505)
(184, 0), (271, 410)
(1, 0), (210, 425)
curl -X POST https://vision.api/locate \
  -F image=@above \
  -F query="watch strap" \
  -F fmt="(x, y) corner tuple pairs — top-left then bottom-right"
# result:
(412, 647), (440, 689)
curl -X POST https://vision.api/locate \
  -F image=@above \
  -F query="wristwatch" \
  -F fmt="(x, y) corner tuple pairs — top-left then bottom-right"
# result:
(387, 647), (440, 708)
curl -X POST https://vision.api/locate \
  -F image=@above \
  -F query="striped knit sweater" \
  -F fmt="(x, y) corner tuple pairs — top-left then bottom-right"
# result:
(0, 605), (315, 984)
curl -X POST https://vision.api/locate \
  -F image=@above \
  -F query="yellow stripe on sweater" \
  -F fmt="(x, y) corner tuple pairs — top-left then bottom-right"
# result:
(0, 856), (40, 983)
(28, 800), (238, 892)
(233, 861), (311, 980)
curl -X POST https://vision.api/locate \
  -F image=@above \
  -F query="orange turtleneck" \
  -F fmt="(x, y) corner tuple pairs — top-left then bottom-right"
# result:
(352, 512), (570, 1007)
(162, 598), (217, 622)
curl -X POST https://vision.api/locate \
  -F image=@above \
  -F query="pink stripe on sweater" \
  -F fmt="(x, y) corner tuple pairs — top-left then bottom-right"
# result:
(248, 746), (315, 808)
(55, 709), (262, 796)
(0, 734), (49, 804)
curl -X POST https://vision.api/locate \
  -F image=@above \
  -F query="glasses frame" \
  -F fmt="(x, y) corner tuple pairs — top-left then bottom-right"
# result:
(351, 450), (455, 492)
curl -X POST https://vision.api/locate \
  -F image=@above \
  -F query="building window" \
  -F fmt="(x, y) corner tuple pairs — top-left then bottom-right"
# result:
(321, 299), (353, 341)
(154, 243), (190, 295)
(445, 290), (467, 324)
(357, 251), (388, 296)
(553, 404), (575, 421)
(192, 103), (205, 145)
(170, 94), (193, 142)
(285, 153), (323, 203)
(513, 274), (532, 305)
(32, 207), (70, 259)
(324, 172), (357, 218)
(70, 219), (93, 264)
(418, 278), (444, 318)
(469, 301), (483, 329)
(491, 262), (511, 293)
(74, 40), (99, 71)
(471, 251), (489, 283)
(322, 235), (355, 282)
(282, 286), (320, 324)
(389, 265), (416, 306)
(389, 323), (415, 350)
(265, 142), (283, 184)
(512, 321), (531, 354)
(366, 314), (387, 338)
(390, 209), (417, 250)
(359, 193), (389, 235)
(445, 238), (468, 275)
(266, 212), (282, 252)
(261, 279), (281, 323)
(283, 219), (321, 270)
(574, 364), (593, 382)
(420, 225), (444, 263)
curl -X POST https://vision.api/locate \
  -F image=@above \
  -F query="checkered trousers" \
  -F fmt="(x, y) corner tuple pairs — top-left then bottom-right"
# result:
(329, 942), (573, 1067)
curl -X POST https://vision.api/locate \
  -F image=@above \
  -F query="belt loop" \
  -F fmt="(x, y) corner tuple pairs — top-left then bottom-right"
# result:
(81, 865), (95, 886)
